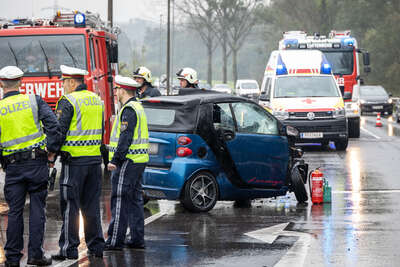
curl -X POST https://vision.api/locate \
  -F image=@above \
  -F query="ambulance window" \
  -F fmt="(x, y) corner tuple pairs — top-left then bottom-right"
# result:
(89, 38), (96, 70)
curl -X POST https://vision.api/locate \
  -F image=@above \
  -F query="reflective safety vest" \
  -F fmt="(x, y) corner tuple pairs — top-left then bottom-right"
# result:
(57, 90), (103, 157)
(0, 94), (46, 156)
(108, 100), (149, 163)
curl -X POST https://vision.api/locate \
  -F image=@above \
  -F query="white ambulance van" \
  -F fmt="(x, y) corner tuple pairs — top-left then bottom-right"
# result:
(259, 50), (349, 150)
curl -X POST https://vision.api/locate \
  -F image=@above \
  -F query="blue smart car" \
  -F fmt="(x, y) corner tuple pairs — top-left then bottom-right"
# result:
(142, 90), (308, 212)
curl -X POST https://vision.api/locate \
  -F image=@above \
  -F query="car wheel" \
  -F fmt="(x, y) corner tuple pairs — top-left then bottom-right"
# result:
(335, 138), (348, 151)
(291, 167), (308, 203)
(348, 118), (360, 138)
(181, 172), (218, 212)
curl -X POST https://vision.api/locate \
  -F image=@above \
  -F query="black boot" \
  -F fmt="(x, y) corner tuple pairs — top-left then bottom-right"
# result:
(5, 261), (20, 267)
(27, 255), (52, 266)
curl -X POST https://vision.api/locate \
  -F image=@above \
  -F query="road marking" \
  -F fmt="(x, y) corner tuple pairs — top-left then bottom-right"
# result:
(334, 190), (400, 194)
(57, 200), (171, 267)
(360, 127), (381, 139)
(245, 222), (311, 267)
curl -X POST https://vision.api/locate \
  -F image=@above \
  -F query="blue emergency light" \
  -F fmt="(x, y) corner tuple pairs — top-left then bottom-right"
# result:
(74, 13), (86, 27)
(342, 38), (354, 47)
(276, 55), (288, 75)
(12, 19), (20, 24)
(321, 63), (332, 74)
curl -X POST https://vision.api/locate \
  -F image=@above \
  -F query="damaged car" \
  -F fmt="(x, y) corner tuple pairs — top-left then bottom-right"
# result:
(141, 91), (308, 212)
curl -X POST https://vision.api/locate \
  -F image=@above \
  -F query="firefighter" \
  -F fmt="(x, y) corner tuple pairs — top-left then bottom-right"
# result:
(132, 66), (161, 99)
(0, 66), (60, 267)
(176, 67), (199, 89)
(52, 65), (105, 261)
(105, 75), (149, 250)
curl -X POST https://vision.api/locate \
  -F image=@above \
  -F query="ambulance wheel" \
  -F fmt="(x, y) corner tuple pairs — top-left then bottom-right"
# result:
(291, 167), (308, 203)
(335, 138), (348, 151)
(181, 172), (218, 212)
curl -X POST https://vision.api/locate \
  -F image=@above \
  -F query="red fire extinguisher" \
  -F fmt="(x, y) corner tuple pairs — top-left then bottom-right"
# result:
(310, 169), (324, 204)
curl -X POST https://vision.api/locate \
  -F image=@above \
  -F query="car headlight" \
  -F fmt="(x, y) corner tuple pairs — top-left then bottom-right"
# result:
(388, 99), (393, 104)
(272, 110), (289, 120)
(360, 99), (366, 104)
(333, 108), (345, 118)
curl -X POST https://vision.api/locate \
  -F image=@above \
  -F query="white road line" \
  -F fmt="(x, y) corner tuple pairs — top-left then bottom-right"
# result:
(145, 210), (167, 225)
(360, 126), (381, 139)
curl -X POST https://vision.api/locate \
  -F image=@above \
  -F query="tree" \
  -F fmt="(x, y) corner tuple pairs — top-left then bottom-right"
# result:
(177, 0), (219, 84)
(214, 0), (262, 83)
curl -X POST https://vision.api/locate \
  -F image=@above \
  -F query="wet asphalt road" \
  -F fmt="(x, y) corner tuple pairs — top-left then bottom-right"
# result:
(0, 115), (400, 267)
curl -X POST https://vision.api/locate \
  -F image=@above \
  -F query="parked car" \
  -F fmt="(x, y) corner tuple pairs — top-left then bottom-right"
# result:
(212, 83), (231, 94)
(359, 85), (393, 115)
(235, 79), (260, 99)
(141, 92), (308, 212)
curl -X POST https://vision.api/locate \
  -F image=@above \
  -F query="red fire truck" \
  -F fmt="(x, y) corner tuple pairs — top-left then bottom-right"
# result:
(279, 30), (371, 138)
(0, 11), (119, 161)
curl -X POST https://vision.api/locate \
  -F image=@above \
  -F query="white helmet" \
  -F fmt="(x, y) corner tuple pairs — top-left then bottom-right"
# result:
(176, 67), (198, 84)
(133, 66), (152, 83)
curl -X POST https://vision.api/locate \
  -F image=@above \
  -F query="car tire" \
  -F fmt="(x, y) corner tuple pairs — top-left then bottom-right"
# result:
(291, 167), (308, 203)
(348, 118), (360, 138)
(335, 138), (348, 151)
(181, 172), (218, 212)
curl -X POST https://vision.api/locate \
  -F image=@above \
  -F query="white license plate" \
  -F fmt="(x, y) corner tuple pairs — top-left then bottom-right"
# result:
(372, 105), (383, 109)
(300, 132), (323, 139)
(148, 143), (159, 155)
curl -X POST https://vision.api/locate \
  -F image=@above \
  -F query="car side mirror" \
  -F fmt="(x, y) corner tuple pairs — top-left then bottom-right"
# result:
(363, 52), (370, 66)
(343, 91), (352, 100)
(389, 93), (393, 97)
(217, 127), (236, 141)
(259, 92), (270, 102)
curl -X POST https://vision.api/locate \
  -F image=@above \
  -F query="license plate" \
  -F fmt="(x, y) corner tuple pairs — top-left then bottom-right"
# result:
(300, 132), (323, 139)
(372, 105), (383, 109)
(148, 143), (159, 155)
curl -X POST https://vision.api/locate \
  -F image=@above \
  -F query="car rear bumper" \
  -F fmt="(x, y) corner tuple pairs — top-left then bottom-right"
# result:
(360, 103), (393, 114)
(282, 117), (348, 142)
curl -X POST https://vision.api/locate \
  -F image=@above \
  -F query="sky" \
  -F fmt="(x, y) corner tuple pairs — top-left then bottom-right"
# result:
(0, 0), (166, 24)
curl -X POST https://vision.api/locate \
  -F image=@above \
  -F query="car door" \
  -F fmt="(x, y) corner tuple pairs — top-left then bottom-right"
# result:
(213, 101), (289, 188)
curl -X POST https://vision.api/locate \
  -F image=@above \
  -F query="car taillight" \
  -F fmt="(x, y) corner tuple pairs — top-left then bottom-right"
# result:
(177, 136), (192, 146)
(176, 147), (192, 157)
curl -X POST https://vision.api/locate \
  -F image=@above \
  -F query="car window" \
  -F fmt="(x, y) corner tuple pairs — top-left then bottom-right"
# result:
(213, 103), (235, 131)
(231, 102), (278, 135)
(144, 107), (175, 126)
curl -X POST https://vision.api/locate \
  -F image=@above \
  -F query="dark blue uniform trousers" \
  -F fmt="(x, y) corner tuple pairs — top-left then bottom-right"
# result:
(4, 161), (48, 262)
(106, 160), (146, 248)
(58, 163), (104, 257)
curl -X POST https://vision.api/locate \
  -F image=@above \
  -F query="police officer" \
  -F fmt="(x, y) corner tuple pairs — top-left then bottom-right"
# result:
(176, 67), (199, 89)
(132, 67), (161, 99)
(105, 75), (149, 250)
(52, 65), (105, 260)
(0, 66), (60, 267)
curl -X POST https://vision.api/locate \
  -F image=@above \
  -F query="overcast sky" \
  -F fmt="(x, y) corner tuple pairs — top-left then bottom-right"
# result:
(0, 0), (166, 24)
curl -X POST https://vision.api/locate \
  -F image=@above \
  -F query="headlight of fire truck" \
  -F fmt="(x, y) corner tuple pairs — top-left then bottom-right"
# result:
(333, 108), (345, 118)
(272, 110), (289, 120)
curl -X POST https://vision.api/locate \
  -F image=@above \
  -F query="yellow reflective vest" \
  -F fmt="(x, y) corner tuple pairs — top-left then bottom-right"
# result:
(57, 90), (103, 157)
(108, 100), (149, 163)
(0, 94), (46, 156)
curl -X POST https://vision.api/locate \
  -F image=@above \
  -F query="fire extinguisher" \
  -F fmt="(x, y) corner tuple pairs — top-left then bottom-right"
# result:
(308, 168), (324, 204)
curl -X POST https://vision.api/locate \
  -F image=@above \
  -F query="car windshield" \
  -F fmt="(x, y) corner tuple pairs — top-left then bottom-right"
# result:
(322, 51), (354, 75)
(274, 76), (340, 98)
(215, 84), (229, 88)
(360, 86), (388, 97)
(0, 35), (87, 76)
(241, 82), (258, 89)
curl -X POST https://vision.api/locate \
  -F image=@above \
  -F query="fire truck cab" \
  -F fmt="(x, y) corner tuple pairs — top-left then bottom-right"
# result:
(278, 30), (371, 138)
(0, 11), (119, 162)
(259, 50), (349, 151)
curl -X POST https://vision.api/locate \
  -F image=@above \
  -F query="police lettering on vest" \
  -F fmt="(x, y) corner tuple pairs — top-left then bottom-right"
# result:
(0, 100), (30, 116)
(77, 96), (102, 107)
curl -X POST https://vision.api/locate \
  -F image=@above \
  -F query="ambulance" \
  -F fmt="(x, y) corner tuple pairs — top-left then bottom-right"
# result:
(259, 50), (349, 151)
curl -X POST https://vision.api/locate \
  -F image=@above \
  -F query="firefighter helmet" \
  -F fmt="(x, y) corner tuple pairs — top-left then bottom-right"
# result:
(176, 67), (198, 84)
(133, 66), (152, 83)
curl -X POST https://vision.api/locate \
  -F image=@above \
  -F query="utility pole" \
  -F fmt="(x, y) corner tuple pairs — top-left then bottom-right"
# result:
(159, 14), (163, 78)
(166, 0), (171, 95)
(108, 0), (113, 27)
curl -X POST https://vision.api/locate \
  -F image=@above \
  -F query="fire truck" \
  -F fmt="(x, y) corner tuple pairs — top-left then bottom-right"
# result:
(278, 30), (371, 138)
(0, 11), (119, 162)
